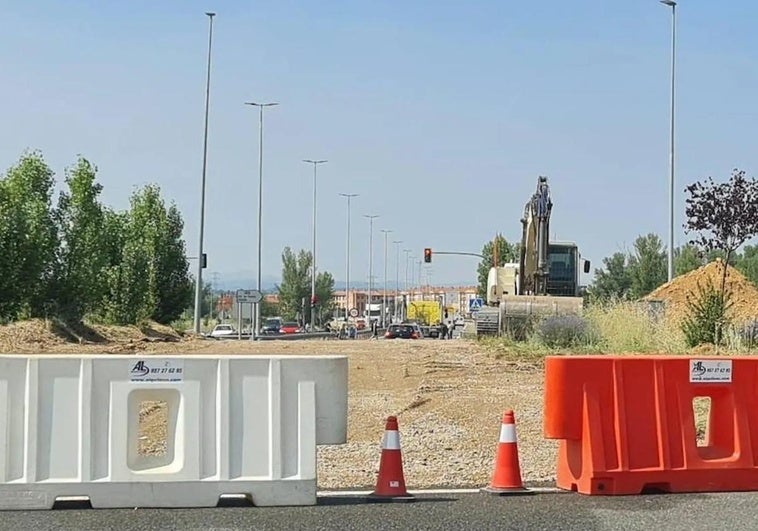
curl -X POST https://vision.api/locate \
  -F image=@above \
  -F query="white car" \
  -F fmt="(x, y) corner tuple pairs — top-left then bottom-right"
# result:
(209, 324), (236, 339)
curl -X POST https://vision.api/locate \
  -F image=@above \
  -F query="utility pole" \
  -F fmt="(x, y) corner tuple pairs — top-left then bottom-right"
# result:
(193, 12), (216, 334)
(303, 159), (327, 331)
(364, 215), (379, 323)
(660, 0), (677, 282)
(392, 240), (402, 321)
(339, 193), (358, 320)
(244, 101), (278, 338)
(380, 229), (392, 327)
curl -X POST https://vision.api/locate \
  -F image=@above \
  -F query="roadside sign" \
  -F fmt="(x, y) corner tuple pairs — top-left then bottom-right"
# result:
(349, 308), (359, 318)
(469, 297), (484, 311)
(236, 289), (263, 304)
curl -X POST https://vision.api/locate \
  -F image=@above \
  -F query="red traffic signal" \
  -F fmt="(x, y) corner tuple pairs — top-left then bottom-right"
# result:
(424, 248), (432, 263)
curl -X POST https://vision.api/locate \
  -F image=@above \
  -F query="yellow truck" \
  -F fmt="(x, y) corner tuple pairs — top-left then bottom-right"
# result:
(407, 300), (444, 337)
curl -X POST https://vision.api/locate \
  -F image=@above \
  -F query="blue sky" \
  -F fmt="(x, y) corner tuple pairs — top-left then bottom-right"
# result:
(3, 1), (758, 289)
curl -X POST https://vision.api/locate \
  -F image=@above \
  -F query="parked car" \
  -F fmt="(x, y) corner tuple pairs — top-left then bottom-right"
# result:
(279, 322), (301, 334)
(384, 323), (421, 340)
(261, 318), (282, 335)
(209, 324), (236, 339)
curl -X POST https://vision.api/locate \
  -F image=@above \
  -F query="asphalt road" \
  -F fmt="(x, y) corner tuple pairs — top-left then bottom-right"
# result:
(4, 490), (758, 531)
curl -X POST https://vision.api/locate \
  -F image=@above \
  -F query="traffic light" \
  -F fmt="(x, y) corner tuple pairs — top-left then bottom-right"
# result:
(424, 248), (432, 263)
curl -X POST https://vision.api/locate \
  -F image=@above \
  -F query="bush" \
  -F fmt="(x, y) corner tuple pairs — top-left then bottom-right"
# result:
(681, 281), (733, 348)
(536, 314), (593, 348)
(583, 298), (685, 353)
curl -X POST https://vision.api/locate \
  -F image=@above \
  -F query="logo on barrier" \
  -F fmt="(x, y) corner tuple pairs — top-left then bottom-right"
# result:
(690, 359), (732, 383)
(130, 359), (184, 383)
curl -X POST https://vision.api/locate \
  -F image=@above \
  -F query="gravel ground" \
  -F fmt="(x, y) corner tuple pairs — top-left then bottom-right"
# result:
(2, 335), (555, 489)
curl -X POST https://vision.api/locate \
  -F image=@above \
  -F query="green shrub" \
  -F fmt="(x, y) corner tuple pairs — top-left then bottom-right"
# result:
(681, 281), (733, 347)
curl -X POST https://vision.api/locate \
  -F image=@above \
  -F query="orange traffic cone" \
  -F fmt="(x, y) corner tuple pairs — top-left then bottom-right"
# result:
(367, 416), (416, 503)
(481, 410), (534, 496)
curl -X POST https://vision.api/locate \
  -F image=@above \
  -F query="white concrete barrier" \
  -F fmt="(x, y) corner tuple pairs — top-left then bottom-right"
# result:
(0, 354), (348, 509)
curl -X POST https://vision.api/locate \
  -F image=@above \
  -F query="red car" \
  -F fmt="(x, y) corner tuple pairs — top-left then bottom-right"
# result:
(279, 322), (302, 334)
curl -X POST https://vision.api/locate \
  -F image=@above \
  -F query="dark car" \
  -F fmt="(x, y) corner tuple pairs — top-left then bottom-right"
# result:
(384, 324), (421, 340)
(261, 318), (282, 335)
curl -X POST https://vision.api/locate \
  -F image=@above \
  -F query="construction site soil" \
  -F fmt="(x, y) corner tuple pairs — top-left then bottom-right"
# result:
(645, 259), (758, 324)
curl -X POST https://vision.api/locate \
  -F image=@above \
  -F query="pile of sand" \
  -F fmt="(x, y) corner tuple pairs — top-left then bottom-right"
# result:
(644, 259), (758, 323)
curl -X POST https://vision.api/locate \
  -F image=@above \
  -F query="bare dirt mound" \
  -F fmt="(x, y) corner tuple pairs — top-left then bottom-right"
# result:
(0, 319), (68, 351)
(645, 259), (758, 323)
(0, 319), (185, 354)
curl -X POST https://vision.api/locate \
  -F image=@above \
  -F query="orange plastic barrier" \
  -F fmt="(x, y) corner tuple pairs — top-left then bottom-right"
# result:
(544, 355), (758, 495)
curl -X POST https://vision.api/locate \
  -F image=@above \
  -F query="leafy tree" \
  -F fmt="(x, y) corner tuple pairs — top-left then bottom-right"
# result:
(627, 233), (667, 299)
(152, 203), (192, 323)
(735, 245), (758, 287)
(259, 296), (279, 318)
(684, 169), (758, 293)
(588, 252), (632, 301)
(101, 185), (192, 325)
(590, 240), (703, 302)
(0, 152), (58, 319)
(53, 157), (109, 320)
(277, 247), (312, 322)
(276, 247), (334, 325)
(476, 234), (517, 298)
(675, 244), (704, 277)
(315, 270), (336, 323)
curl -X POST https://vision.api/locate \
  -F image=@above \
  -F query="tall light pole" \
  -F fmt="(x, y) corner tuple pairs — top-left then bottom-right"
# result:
(245, 101), (278, 338)
(403, 249), (412, 319)
(193, 12), (216, 334)
(303, 159), (327, 331)
(403, 249), (412, 293)
(339, 193), (358, 320)
(661, 0), (676, 282)
(380, 229), (393, 327)
(364, 215), (379, 323)
(392, 240), (403, 321)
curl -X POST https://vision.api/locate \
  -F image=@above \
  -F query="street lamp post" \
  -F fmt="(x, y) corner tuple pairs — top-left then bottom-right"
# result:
(245, 101), (278, 339)
(193, 12), (216, 334)
(364, 215), (379, 324)
(380, 229), (393, 327)
(661, 0), (677, 282)
(392, 240), (402, 321)
(339, 193), (358, 320)
(403, 249), (411, 321)
(303, 159), (327, 331)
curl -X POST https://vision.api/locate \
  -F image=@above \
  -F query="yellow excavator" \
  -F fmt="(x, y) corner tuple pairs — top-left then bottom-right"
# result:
(475, 176), (590, 337)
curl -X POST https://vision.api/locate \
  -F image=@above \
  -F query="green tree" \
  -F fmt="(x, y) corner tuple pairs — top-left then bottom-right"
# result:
(588, 252), (632, 301)
(735, 246), (758, 287)
(53, 157), (109, 320)
(476, 234), (517, 298)
(152, 203), (192, 324)
(277, 247), (312, 322)
(627, 233), (668, 299)
(276, 247), (334, 325)
(675, 243), (704, 276)
(101, 185), (191, 325)
(0, 152), (58, 319)
(315, 270), (336, 323)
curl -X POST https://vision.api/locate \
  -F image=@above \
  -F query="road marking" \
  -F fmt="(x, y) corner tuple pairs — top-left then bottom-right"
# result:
(318, 487), (562, 496)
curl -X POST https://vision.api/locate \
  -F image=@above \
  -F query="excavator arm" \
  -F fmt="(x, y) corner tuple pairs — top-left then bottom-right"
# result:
(519, 176), (552, 295)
